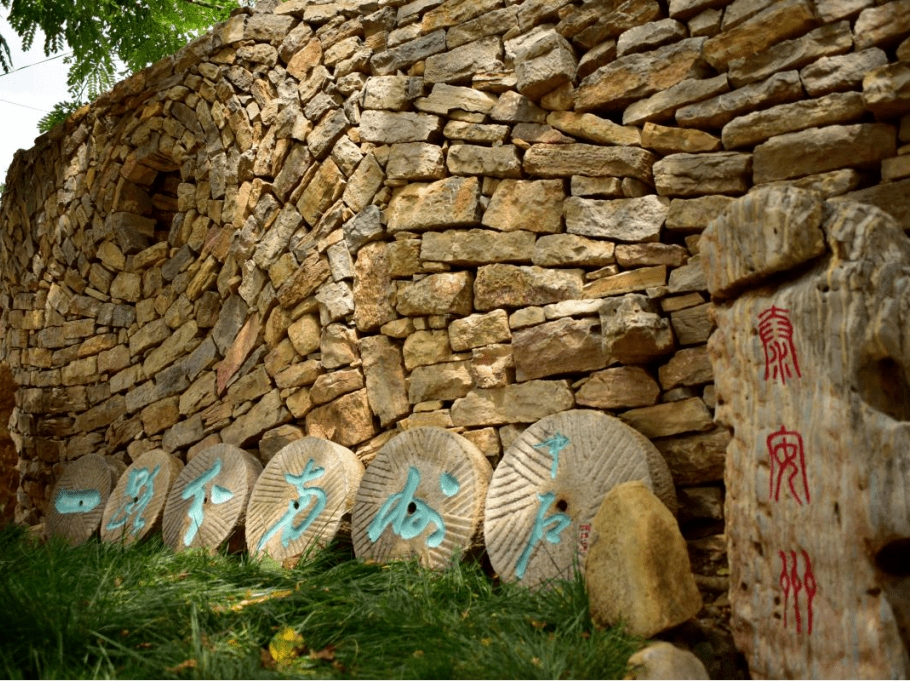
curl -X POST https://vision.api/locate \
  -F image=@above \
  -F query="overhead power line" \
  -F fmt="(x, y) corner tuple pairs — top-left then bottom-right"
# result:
(0, 97), (48, 112)
(0, 51), (71, 78)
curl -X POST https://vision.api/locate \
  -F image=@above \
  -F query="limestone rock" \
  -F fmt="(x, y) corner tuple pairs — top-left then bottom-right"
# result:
(386, 176), (482, 232)
(474, 264), (584, 311)
(353, 242), (397, 332)
(600, 294), (674, 364)
(722, 92), (866, 150)
(407, 360), (473, 403)
(653, 427), (730, 486)
(396, 271), (474, 316)
(575, 38), (709, 112)
(659, 346), (714, 390)
(676, 70), (803, 129)
(705, 191), (910, 678)
(359, 110), (442, 144)
(450, 380), (575, 426)
(654, 152), (751, 197)
(512, 317), (605, 381)
(305, 388), (376, 447)
(370, 30), (447, 75)
(641, 123), (721, 155)
(863, 61), (910, 118)
(220, 389), (291, 447)
(546, 111), (642, 147)
(446, 144), (522, 178)
(666, 195), (735, 232)
(626, 642), (709, 679)
(586, 481), (701, 636)
(576, 366), (661, 410)
(481, 179), (565, 233)
(565, 196), (668, 242)
(403, 330), (453, 370)
(727, 21), (854, 88)
(854, 0), (910, 50)
(523, 144), (656, 184)
(387, 142), (446, 181)
(617, 19), (688, 57)
(421, 229), (535, 266)
(752, 123), (896, 184)
(800, 47), (888, 97)
(424, 36), (503, 85)
(830, 177), (910, 226)
(583, 265), (667, 299)
(469, 343), (513, 388)
(361, 75), (424, 110)
(448, 310), (510, 351)
(532, 234), (615, 268)
(700, 186), (825, 300)
(702, 0), (817, 71)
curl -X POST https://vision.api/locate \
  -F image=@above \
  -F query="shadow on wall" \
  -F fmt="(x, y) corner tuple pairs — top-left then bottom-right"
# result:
(0, 363), (19, 526)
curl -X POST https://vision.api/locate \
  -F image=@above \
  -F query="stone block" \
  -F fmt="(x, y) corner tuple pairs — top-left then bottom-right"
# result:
(722, 92), (865, 150)
(565, 196), (668, 242)
(481, 179), (565, 233)
(576, 366), (661, 409)
(469, 343), (514, 388)
(533, 234), (615, 268)
(446, 144), (522, 178)
(512, 317), (605, 381)
(220, 389), (290, 446)
(575, 38), (709, 112)
(305, 388), (377, 447)
(800, 47), (888, 97)
(676, 70), (803, 129)
(474, 264), (583, 311)
(523, 144), (656, 184)
(396, 271), (474, 316)
(624, 75), (729, 126)
(387, 142), (446, 181)
(583, 265), (667, 298)
(546, 111), (642, 146)
(659, 346), (714, 389)
(641, 123), (721, 154)
(310, 368), (365, 405)
(620, 397), (714, 439)
(854, 0), (910, 49)
(424, 36), (503, 85)
(386, 176), (482, 232)
(864, 61), (910, 118)
(653, 427), (729, 485)
(654, 152), (751, 197)
(752, 123), (896, 184)
(600, 294), (674, 364)
(353, 241), (397, 332)
(448, 310), (510, 351)
(420, 229), (535, 265)
(403, 330), (453, 370)
(450, 379), (575, 426)
(358, 110), (443, 144)
(407, 360), (473, 403)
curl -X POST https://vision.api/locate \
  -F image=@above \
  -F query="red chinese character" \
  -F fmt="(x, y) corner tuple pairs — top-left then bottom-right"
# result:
(578, 524), (591, 551)
(779, 549), (816, 635)
(758, 306), (802, 383)
(767, 426), (810, 505)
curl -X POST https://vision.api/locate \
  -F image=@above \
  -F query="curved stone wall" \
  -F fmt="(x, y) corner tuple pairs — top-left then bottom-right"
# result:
(0, 0), (908, 544)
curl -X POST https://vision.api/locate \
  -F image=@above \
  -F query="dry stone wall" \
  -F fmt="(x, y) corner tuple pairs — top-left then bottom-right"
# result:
(0, 0), (907, 578)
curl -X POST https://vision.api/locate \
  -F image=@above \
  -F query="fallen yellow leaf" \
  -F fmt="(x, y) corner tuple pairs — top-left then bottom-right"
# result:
(269, 627), (305, 664)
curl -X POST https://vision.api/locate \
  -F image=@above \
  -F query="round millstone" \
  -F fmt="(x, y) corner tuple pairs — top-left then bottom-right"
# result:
(162, 444), (262, 552)
(352, 427), (492, 569)
(246, 437), (364, 561)
(101, 449), (183, 545)
(484, 409), (676, 588)
(47, 454), (121, 545)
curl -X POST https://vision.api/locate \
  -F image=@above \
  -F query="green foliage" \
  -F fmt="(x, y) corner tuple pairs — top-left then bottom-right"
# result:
(37, 99), (84, 133)
(0, 526), (642, 679)
(0, 0), (247, 105)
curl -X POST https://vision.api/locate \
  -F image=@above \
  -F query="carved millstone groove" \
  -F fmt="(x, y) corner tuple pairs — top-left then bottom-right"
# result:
(484, 409), (676, 588)
(702, 185), (910, 678)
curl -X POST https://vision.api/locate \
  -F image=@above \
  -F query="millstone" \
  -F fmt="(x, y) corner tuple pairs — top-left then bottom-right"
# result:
(101, 449), (183, 544)
(245, 437), (364, 561)
(46, 454), (121, 545)
(352, 427), (492, 568)
(484, 409), (676, 588)
(162, 444), (262, 552)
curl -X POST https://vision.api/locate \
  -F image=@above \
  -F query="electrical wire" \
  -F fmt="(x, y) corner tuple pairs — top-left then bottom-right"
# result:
(0, 51), (71, 78)
(0, 97), (48, 112)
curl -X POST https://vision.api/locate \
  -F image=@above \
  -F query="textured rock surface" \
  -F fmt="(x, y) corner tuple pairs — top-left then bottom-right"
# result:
(704, 189), (910, 678)
(586, 480), (702, 637)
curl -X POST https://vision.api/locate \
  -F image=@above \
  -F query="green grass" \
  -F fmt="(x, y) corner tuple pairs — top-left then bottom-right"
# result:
(0, 524), (642, 679)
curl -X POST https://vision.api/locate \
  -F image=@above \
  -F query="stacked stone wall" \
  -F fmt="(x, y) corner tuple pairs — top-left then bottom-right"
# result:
(0, 0), (907, 579)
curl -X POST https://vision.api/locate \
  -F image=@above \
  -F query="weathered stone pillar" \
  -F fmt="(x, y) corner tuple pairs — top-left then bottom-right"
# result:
(701, 185), (910, 678)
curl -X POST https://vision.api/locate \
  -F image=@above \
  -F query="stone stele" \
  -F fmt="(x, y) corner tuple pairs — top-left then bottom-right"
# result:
(701, 185), (910, 678)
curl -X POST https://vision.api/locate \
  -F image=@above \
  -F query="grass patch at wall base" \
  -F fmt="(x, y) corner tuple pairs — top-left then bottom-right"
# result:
(0, 525), (641, 679)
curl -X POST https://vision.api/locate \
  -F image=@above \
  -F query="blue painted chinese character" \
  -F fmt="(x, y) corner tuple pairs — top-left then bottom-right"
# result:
(181, 458), (235, 546)
(533, 432), (570, 479)
(515, 492), (571, 580)
(55, 488), (102, 515)
(367, 466), (448, 548)
(257, 459), (328, 552)
(106, 465), (161, 535)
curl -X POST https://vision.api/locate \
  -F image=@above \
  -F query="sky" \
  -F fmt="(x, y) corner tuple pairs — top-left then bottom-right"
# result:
(0, 11), (71, 186)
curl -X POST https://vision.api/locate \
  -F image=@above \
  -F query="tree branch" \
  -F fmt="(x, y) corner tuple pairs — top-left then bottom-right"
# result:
(177, 0), (229, 12)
